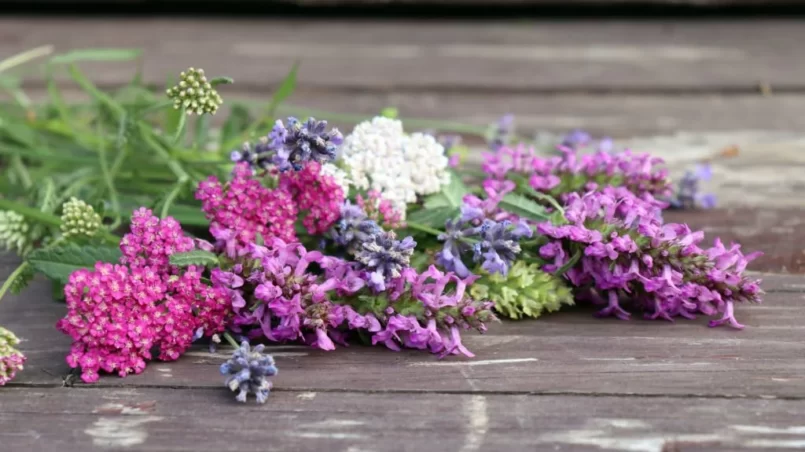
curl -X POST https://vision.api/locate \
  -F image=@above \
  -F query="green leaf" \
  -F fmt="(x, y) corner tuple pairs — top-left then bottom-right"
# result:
(10, 263), (35, 295)
(422, 193), (451, 210)
(220, 104), (251, 149)
(209, 76), (234, 86)
(422, 171), (470, 210)
(442, 170), (470, 208)
(406, 207), (458, 229)
(67, 64), (125, 118)
(162, 203), (209, 227)
(169, 250), (219, 268)
(267, 63), (298, 117)
(499, 193), (550, 221)
(27, 245), (122, 284)
(50, 48), (142, 64)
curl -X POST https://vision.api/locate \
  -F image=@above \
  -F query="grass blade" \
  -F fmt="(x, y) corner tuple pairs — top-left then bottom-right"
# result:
(50, 48), (142, 64)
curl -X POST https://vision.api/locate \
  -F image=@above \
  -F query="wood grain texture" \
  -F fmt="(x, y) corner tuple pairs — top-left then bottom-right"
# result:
(4, 18), (805, 91)
(4, 252), (804, 398)
(2, 388), (805, 452)
(666, 209), (805, 274)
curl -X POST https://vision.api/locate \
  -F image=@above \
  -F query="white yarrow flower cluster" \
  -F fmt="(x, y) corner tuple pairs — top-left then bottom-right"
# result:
(340, 117), (450, 217)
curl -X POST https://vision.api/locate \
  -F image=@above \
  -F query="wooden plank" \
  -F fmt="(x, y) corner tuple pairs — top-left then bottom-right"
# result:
(0, 254), (70, 386)
(4, 255), (803, 397)
(1, 387), (805, 451)
(4, 18), (805, 91)
(283, 92), (805, 138)
(665, 209), (805, 274)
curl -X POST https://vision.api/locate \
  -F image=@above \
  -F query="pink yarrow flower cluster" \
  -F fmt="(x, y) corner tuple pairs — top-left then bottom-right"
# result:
(536, 189), (762, 328)
(213, 235), (495, 357)
(278, 161), (345, 235)
(483, 144), (672, 203)
(197, 162), (347, 255)
(197, 162), (298, 249)
(57, 208), (232, 383)
(356, 189), (405, 229)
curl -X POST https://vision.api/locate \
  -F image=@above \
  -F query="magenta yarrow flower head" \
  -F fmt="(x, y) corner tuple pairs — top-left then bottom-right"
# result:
(535, 189), (762, 328)
(482, 144), (672, 203)
(213, 235), (494, 357)
(57, 208), (232, 383)
(278, 161), (345, 236)
(196, 162), (298, 255)
(357, 190), (405, 229)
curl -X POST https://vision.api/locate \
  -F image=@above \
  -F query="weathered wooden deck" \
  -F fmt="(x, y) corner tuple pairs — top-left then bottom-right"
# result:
(2, 16), (805, 452)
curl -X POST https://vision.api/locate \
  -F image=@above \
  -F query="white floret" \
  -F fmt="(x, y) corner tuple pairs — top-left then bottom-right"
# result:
(338, 116), (451, 219)
(401, 132), (451, 196)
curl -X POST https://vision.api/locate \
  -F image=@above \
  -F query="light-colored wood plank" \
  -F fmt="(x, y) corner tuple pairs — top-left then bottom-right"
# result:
(4, 18), (805, 91)
(1, 387), (805, 452)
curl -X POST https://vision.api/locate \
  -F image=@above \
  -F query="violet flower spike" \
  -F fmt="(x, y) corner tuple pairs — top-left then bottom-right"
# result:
(354, 231), (417, 291)
(272, 117), (342, 172)
(220, 341), (278, 404)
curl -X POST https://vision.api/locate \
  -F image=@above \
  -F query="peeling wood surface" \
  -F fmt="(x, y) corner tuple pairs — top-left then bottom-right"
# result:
(3, 388), (805, 452)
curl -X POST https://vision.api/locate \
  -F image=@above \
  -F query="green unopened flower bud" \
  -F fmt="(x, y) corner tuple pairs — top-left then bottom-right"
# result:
(60, 197), (102, 239)
(0, 210), (31, 255)
(471, 261), (574, 320)
(166, 67), (223, 115)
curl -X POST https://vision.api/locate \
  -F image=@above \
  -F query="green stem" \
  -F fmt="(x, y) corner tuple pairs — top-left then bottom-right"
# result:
(10, 155), (32, 189)
(0, 262), (29, 301)
(139, 123), (190, 182)
(98, 124), (121, 229)
(160, 180), (186, 219)
(0, 45), (54, 74)
(172, 108), (187, 145)
(222, 332), (240, 348)
(0, 197), (61, 227)
(405, 221), (444, 237)
(554, 249), (582, 277)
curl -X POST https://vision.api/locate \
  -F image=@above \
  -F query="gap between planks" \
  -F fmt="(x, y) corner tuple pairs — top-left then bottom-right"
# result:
(6, 384), (805, 401)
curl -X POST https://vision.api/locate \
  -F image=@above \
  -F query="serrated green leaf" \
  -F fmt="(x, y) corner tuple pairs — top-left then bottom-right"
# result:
(10, 263), (35, 295)
(169, 250), (219, 268)
(27, 245), (122, 284)
(499, 193), (550, 221)
(50, 48), (142, 64)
